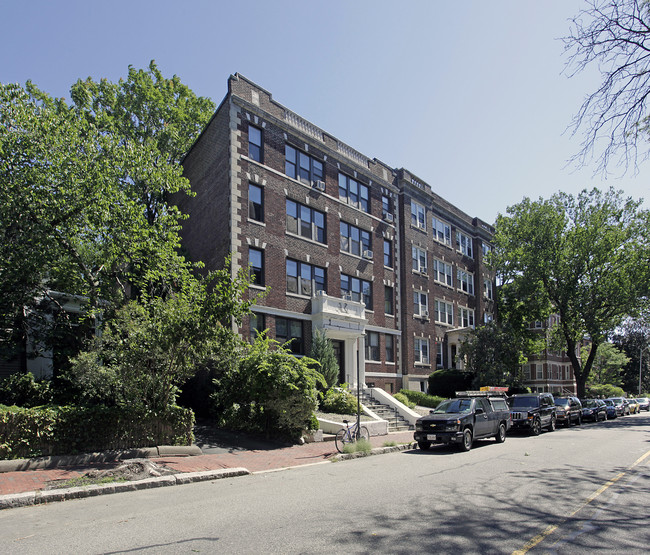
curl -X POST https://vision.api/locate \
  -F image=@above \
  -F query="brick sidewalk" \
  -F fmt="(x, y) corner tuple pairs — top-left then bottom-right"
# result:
(0, 431), (415, 496)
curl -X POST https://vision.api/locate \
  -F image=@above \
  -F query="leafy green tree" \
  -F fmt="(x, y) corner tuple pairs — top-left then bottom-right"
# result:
(582, 342), (630, 387)
(309, 329), (339, 387)
(458, 322), (530, 389)
(612, 311), (650, 394)
(493, 188), (650, 397)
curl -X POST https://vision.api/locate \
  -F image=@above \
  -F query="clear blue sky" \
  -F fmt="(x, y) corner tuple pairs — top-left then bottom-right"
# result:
(2, 0), (649, 224)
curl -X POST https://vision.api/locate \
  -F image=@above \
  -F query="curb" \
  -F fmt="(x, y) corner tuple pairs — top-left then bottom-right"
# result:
(0, 467), (249, 510)
(0, 445), (202, 473)
(330, 442), (417, 461)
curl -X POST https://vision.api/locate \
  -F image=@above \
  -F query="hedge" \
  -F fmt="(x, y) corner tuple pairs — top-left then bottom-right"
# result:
(0, 404), (194, 460)
(398, 389), (445, 409)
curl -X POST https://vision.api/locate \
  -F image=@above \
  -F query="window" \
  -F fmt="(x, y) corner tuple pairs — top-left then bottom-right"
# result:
(484, 278), (494, 300)
(250, 313), (265, 340)
(249, 183), (263, 222)
(385, 334), (394, 362)
(384, 285), (394, 315)
(412, 246), (427, 274)
(414, 338), (430, 364)
(484, 312), (494, 323)
(411, 201), (426, 230)
(432, 217), (451, 246)
(383, 239), (393, 268)
(457, 270), (474, 295)
(286, 199), (326, 244)
(413, 291), (428, 318)
(276, 317), (303, 354)
(535, 364), (542, 379)
(249, 248), (264, 286)
(434, 300), (454, 325)
(340, 222), (371, 257)
(366, 332), (380, 361)
(456, 231), (473, 258)
(436, 343), (444, 368)
(459, 307), (475, 328)
(285, 145), (324, 185)
(286, 259), (326, 296)
(341, 274), (372, 308)
(248, 125), (262, 162)
(338, 173), (369, 212)
(433, 259), (453, 286)
(482, 242), (492, 257)
(382, 195), (391, 217)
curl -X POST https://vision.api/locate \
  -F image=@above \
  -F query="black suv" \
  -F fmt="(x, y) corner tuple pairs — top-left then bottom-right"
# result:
(554, 396), (582, 426)
(508, 393), (556, 435)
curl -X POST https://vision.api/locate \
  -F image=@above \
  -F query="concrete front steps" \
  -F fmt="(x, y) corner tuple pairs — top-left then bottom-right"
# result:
(360, 392), (413, 432)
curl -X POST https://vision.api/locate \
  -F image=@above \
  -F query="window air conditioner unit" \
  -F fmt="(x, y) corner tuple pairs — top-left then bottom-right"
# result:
(383, 212), (394, 223)
(313, 180), (325, 191)
(423, 310), (429, 318)
(343, 294), (353, 301)
(363, 249), (373, 259)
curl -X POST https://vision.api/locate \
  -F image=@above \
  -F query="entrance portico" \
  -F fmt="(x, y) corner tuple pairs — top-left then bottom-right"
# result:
(312, 291), (367, 388)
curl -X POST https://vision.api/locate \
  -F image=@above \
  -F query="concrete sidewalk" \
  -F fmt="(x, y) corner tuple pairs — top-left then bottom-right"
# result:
(0, 430), (416, 507)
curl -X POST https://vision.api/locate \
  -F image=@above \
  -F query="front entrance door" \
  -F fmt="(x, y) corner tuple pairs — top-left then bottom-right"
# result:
(332, 340), (345, 385)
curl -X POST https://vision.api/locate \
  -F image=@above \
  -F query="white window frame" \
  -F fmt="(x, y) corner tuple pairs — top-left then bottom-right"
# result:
(432, 216), (451, 246)
(484, 278), (493, 300)
(456, 230), (473, 258)
(412, 246), (427, 274)
(414, 337), (430, 365)
(457, 269), (474, 295)
(411, 201), (426, 230)
(459, 307), (475, 328)
(434, 299), (454, 325)
(413, 291), (428, 318)
(432, 259), (453, 286)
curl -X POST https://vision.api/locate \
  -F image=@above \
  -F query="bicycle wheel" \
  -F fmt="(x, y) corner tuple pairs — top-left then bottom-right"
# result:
(335, 428), (350, 453)
(355, 426), (370, 442)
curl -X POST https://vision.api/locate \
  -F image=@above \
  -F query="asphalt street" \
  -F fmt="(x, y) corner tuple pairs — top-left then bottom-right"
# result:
(0, 413), (648, 554)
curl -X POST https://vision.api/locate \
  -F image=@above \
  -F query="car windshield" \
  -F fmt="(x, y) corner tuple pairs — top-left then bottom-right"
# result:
(554, 398), (569, 406)
(509, 396), (539, 409)
(433, 399), (473, 414)
(582, 400), (597, 408)
(604, 400), (614, 406)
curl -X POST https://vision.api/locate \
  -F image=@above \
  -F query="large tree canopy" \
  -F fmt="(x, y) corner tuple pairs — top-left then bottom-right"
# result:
(493, 188), (650, 397)
(564, 0), (650, 173)
(0, 63), (215, 360)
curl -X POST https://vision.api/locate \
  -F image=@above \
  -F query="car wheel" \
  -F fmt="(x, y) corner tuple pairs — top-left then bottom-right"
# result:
(418, 441), (431, 450)
(548, 416), (556, 432)
(459, 428), (473, 452)
(495, 423), (506, 443)
(531, 418), (542, 436)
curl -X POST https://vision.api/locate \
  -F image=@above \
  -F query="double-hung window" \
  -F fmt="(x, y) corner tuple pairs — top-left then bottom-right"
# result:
(459, 307), (475, 328)
(385, 334), (394, 362)
(249, 248), (264, 286)
(250, 313), (265, 340)
(286, 259), (326, 296)
(286, 199), (326, 244)
(276, 317), (303, 354)
(365, 332), (380, 361)
(412, 246), (427, 274)
(436, 343), (444, 368)
(482, 242), (492, 257)
(249, 183), (263, 222)
(484, 278), (494, 300)
(383, 239), (393, 268)
(341, 274), (372, 308)
(411, 201), (426, 230)
(248, 125), (262, 162)
(413, 291), (428, 318)
(434, 300), (454, 325)
(457, 270), (474, 295)
(414, 338), (430, 364)
(382, 195), (391, 218)
(340, 222), (371, 257)
(384, 285), (394, 315)
(432, 259), (453, 286)
(432, 217), (451, 246)
(456, 231), (473, 258)
(285, 145), (324, 185)
(338, 173), (369, 212)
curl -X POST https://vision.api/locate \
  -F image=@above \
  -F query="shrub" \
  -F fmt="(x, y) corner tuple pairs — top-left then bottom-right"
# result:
(0, 404), (193, 460)
(398, 389), (444, 409)
(320, 386), (359, 415)
(310, 329), (339, 388)
(586, 383), (625, 398)
(393, 392), (415, 408)
(0, 372), (53, 407)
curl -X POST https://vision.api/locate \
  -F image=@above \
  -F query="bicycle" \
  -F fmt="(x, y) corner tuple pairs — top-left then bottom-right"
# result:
(335, 419), (370, 453)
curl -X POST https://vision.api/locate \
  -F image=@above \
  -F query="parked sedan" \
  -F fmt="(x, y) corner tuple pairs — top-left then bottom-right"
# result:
(636, 397), (650, 411)
(607, 398), (627, 416)
(603, 399), (619, 419)
(626, 398), (640, 414)
(580, 399), (607, 422)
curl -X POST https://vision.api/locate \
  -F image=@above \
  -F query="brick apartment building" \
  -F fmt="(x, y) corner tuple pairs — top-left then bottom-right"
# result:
(177, 74), (496, 394)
